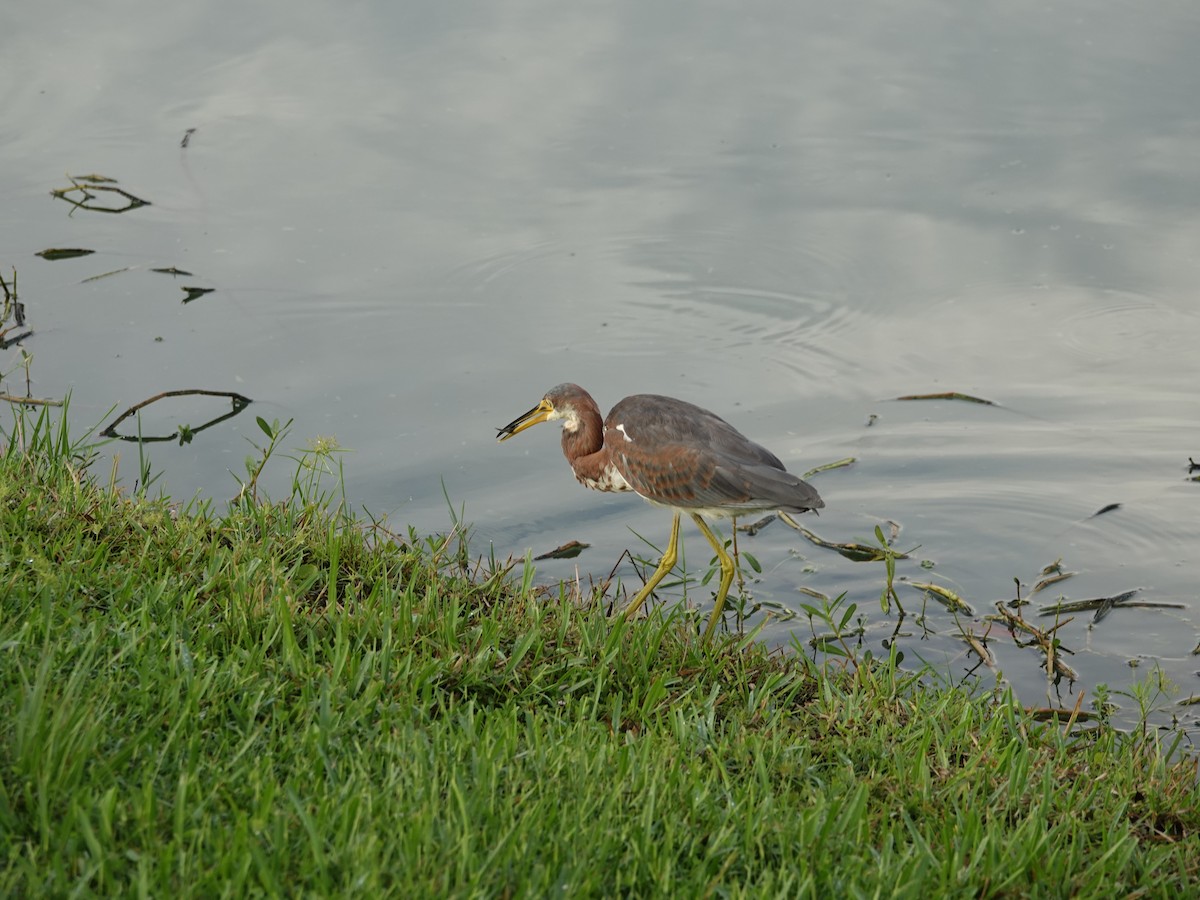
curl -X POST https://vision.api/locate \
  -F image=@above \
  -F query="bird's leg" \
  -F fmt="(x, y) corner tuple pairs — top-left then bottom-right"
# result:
(620, 511), (681, 621)
(730, 515), (747, 595)
(691, 514), (735, 643)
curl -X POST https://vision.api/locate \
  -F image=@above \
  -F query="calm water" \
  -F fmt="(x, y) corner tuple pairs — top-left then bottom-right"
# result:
(3, 0), (1199, 733)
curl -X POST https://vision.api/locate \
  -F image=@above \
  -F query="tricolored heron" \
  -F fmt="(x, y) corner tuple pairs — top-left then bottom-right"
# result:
(497, 383), (823, 641)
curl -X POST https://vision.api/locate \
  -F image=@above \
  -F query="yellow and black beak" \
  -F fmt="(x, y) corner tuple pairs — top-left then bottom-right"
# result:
(496, 398), (554, 442)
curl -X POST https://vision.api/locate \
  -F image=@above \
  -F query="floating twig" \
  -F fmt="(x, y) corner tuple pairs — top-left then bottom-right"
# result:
(51, 175), (150, 214)
(989, 601), (1078, 683)
(894, 392), (997, 406)
(959, 627), (995, 667)
(802, 457), (856, 479)
(0, 394), (62, 407)
(737, 514), (777, 535)
(81, 267), (133, 283)
(1038, 589), (1145, 621)
(102, 389), (252, 441)
(1031, 570), (1077, 595)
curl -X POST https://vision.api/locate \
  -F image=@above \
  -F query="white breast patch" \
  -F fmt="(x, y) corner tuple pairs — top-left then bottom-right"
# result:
(577, 464), (632, 493)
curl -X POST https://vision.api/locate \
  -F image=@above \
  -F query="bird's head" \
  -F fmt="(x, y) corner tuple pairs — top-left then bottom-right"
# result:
(496, 383), (590, 441)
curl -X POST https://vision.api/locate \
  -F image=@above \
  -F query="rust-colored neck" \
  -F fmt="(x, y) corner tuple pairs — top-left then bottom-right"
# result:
(560, 392), (610, 484)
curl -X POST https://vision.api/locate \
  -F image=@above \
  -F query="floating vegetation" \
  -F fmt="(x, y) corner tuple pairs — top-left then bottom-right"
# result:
(535, 540), (590, 561)
(988, 602), (1078, 684)
(1025, 705), (1100, 723)
(784, 521), (911, 563)
(0, 268), (57, 405)
(909, 581), (972, 615)
(181, 286), (215, 304)
(101, 389), (253, 443)
(151, 267), (194, 277)
(51, 174), (150, 215)
(958, 628), (995, 667)
(1038, 588), (1185, 624)
(36, 248), (95, 261)
(894, 392), (997, 406)
(1040, 558), (1065, 576)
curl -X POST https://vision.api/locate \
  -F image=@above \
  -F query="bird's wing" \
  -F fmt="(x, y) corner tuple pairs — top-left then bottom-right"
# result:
(606, 395), (786, 470)
(612, 445), (822, 514)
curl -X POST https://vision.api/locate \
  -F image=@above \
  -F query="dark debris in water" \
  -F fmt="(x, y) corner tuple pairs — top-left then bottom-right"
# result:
(0, 269), (32, 352)
(894, 391), (997, 406)
(181, 286), (215, 304)
(36, 248), (95, 261)
(1037, 588), (1185, 624)
(101, 389), (253, 443)
(1025, 706), (1101, 723)
(1088, 503), (1122, 518)
(1031, 570), (1076, 595)
(151, 267), (194, 277)
(534, 541), (590, 561)
(81, 267), (132, 283)
(50, 175), (151, 215)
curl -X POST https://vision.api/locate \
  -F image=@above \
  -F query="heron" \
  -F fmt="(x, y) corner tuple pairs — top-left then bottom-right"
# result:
(497, 383), (823, 641)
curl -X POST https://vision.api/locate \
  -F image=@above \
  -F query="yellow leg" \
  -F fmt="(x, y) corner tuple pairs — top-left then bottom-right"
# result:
(692, 514), (735, 643)
(620, 511), (682, 621)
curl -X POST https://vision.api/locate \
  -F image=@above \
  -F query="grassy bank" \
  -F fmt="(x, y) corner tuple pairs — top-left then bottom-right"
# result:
(1, 410), (1197, 897)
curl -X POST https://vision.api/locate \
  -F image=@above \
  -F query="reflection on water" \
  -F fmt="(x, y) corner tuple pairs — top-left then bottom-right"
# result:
(1, 0), (1198, 734)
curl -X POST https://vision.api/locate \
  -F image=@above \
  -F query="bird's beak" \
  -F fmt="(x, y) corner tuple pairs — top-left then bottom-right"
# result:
(496, 399), (554, 442)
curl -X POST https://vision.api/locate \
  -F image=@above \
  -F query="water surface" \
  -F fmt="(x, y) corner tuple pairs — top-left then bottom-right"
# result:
(3, 0), (1198, 733)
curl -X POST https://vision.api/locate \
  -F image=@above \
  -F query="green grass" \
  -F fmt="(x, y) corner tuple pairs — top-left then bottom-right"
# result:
(1, 408), (1197, 897)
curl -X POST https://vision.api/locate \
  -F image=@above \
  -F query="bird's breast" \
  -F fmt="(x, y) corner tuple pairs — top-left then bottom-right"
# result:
(574, 463), (632, 493)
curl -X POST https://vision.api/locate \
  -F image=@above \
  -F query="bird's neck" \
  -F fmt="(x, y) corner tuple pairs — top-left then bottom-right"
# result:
(561, 405), (604, 461)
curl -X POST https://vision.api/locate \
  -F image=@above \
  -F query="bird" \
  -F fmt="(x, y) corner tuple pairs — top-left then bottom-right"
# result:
(496, 383), (824, 641)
